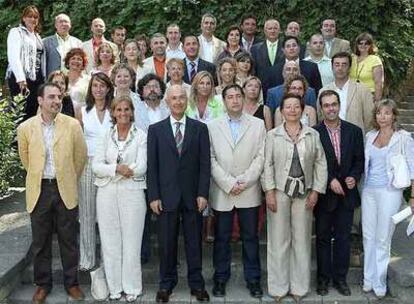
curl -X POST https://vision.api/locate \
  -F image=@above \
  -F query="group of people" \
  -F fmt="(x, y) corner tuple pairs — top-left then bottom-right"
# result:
(9, 4), (414, 304)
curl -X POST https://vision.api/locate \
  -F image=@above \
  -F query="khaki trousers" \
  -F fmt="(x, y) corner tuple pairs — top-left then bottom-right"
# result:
(267, 190), (313, 297)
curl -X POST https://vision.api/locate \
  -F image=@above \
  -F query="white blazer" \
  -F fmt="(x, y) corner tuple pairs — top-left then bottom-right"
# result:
(207, 114), (266, 211)
(92, 124), (147, 189)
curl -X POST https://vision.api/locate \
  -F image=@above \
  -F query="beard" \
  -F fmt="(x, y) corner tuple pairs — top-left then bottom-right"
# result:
(144, 92), (162, 104)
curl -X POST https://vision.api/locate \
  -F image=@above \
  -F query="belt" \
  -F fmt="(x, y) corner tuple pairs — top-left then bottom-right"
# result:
(42, 178), (57, 184)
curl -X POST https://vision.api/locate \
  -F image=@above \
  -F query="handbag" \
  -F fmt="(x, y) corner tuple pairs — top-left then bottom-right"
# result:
(389, 135), (411, 189)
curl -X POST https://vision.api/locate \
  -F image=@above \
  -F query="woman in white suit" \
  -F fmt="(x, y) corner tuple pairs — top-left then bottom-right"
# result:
(92, 95), (147, 301)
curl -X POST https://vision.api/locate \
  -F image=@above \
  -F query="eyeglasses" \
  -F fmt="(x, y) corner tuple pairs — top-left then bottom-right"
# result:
(144, 83), (160, 90)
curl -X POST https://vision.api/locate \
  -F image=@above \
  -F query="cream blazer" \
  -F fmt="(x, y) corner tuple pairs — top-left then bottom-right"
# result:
(17, 113), (87, 213)
(92, 124), (147, 189)
(262, 125), (327, 194)
(142, 56), (168, 83)
(208, 114), (266, 211)
(318, 80), (374, 134)
(197, 34), (226, 64)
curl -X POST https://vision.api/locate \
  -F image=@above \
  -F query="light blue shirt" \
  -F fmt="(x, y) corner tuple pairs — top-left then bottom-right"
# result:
(227, 114), (242, 143)
(304, 55), (334, 87)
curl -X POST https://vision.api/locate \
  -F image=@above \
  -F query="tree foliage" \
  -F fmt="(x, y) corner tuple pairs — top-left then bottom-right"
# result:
(0, 0), (413, 91)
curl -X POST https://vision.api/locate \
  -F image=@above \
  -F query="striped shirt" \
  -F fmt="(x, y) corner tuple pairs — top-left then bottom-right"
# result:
(325, 121), (341, 165)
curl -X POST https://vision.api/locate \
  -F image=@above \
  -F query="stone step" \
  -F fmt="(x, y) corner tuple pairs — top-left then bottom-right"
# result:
(398, 109), (414, 117)
(406, 95), (414, 103)
(398, 117), (414, 124)
(400, 124), (414, 133)
(397, 101), (414, 109)
(8, 281), (399, 303)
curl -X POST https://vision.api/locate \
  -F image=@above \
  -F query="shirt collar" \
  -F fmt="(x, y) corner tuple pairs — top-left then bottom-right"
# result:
(39, 113), (58, 126)
(170, 115), (186, 126)
(56, 33), (69, 42)
(324, 120), (341, 132)
(334, 79), (350, 91)
(166, 43), (183, 52)
(266, 39), (278, 48)
(226, 113), (243, 123)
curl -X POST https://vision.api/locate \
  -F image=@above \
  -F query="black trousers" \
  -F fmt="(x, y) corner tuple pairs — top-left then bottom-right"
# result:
(213, 206), (261, 283)
(8, 72), (44, 121)
(30, 180), (79, 291)
(315, 201), (354, 283)
(157, 204), (204, 291)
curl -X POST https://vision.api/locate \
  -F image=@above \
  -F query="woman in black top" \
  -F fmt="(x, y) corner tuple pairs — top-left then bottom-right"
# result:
(243, 76), (272, 130)
(48, 71), (75, 117)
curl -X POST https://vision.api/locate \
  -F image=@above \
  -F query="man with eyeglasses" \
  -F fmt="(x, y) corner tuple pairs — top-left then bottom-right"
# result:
(313, 89), (364, 297)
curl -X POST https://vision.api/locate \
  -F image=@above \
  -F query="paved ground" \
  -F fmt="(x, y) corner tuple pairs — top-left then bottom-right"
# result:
(1, 190), (411, 303)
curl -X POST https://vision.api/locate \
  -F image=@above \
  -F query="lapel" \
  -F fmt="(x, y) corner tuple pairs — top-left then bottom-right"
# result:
(161, 117), (179, 156)
(51, 35), (62, 58)
(260, 42), (271, 66)
(33, 116), (45, 155)
(235, 114), (251, 145)
(53, 114), (65, 147)
(346, 80), (357, 116)
(319, 122), (337, 163)
(212, 36), (222, 59)
(339, 120), (349, 166)
(219, 118), (235, 149)
(181, 116), (195, 156)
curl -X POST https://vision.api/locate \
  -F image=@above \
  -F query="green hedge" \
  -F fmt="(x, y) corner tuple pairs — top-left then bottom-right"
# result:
(0, 0), (413, 91)
(0, 92), (24, 196)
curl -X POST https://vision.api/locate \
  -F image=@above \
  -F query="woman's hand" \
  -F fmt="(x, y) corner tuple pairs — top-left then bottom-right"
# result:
(116, 164), (133, 178)
(18, 81), (27, 94)
(266, 190), (277, 213)
(306, 190), (318, 210)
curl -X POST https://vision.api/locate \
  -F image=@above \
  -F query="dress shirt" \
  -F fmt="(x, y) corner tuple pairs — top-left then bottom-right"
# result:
(166, 43), (186, 59)
(324, 38), (333, 56)
(324, 121), (341, 164)
(242, 36), (254, 52)
(304, 55), (334, 86)
(145, 102), (164, 125)
(56, 33), (79, 72)
(186, 57), (199, 82)
(266, 39), (278, 64)
(199, 35), (214, 63)
(154, 56), (166, 80)
(41, 115), (56, 178)
(227, 113), (242, 143)
(332, 80), (349, 120)
(170, 115), (186, 137)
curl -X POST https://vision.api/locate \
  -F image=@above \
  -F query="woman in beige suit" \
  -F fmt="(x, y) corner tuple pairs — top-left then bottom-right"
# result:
(263, 93), (327, 303)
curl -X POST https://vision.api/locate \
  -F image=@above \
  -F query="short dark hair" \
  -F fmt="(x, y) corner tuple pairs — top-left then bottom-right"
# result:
(37, 82), (61, 97)
(282, 35), (300, 48)
(222, 83), (244, 100)
(137, 73), (166, 99)
(240, 14), (257, 25)
(331, 51), (352, 66)
(280, 93), (304, 111)
(111, 26), (126, 35)
(319, 90), (340, 107)
(182, 34), (200, 46)
(224, 25), (242, 48)
(235, 51), (255, 75)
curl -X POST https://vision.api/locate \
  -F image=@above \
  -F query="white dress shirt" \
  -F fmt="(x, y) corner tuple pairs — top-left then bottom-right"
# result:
(199, 35), (214, 63)
(170, 115), (186, 137)
(333, 80), (350, 120)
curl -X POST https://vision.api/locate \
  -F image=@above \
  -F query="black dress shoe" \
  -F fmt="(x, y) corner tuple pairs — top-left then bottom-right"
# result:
(333, 281), (351, 296)
(156, 289), (172, 302)
(246, 281), (263, 298)
(191, 289), (210, 302)
(212, 281), (226, 297)
(316, 280), (329, 296)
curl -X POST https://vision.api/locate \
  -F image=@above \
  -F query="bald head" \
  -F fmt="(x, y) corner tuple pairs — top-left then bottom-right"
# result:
(91, 18), (105, 37)
(166, 85), (187, 119)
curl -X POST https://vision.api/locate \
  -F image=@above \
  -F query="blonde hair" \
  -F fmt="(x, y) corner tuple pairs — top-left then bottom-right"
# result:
(371, 99), (399, 130)
(189, 71), (215, 109)
(110, 95), (135, 124)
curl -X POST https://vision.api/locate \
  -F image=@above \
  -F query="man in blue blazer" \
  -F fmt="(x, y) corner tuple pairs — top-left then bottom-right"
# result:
(313, 90), (364, 297)
(147, 84), (211, 303)
(262, 36), (322, 99)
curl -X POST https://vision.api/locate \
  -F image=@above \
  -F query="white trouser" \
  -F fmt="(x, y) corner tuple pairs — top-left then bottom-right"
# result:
(267, 190), (313, 297)
(96, 181), (146, 296)
(361, 187), (402, 296)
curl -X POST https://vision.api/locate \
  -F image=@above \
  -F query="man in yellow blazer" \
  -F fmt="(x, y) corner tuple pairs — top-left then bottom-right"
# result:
(17, 83), (87, 304)
(207, 84), (266, 299)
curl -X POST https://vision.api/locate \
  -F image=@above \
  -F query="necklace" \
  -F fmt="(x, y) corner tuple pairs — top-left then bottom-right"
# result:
(285, 124), (302, 142)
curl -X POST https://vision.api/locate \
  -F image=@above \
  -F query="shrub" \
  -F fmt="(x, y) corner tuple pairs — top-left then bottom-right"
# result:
(0, 91), (24, 196)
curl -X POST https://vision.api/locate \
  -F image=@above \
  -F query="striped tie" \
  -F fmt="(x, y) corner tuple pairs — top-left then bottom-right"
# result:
(190, 61), (197, 82)
(175, 122), (183, 155)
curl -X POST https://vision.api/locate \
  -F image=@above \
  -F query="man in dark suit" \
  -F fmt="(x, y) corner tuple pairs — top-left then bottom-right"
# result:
(250, 19), (284, 83)
(147, 84), (211, 303)
(182, 35), (217, 85)
(262, 36), (322, 99)
(240, 14), (262, 52)
(313, 90), (364, 297)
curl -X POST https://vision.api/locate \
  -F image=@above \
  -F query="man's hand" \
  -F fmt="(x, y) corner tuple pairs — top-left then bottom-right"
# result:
(265, 190), (277, 213)
(150, 200), (162, 215)
(330, 178), (345, 196)
(305, 190), (318, 210)
(345, 177), (356, 190)
(116, 164), (134, 178)
(230, 181), (246, 196)
(197, 196), (208, 212)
